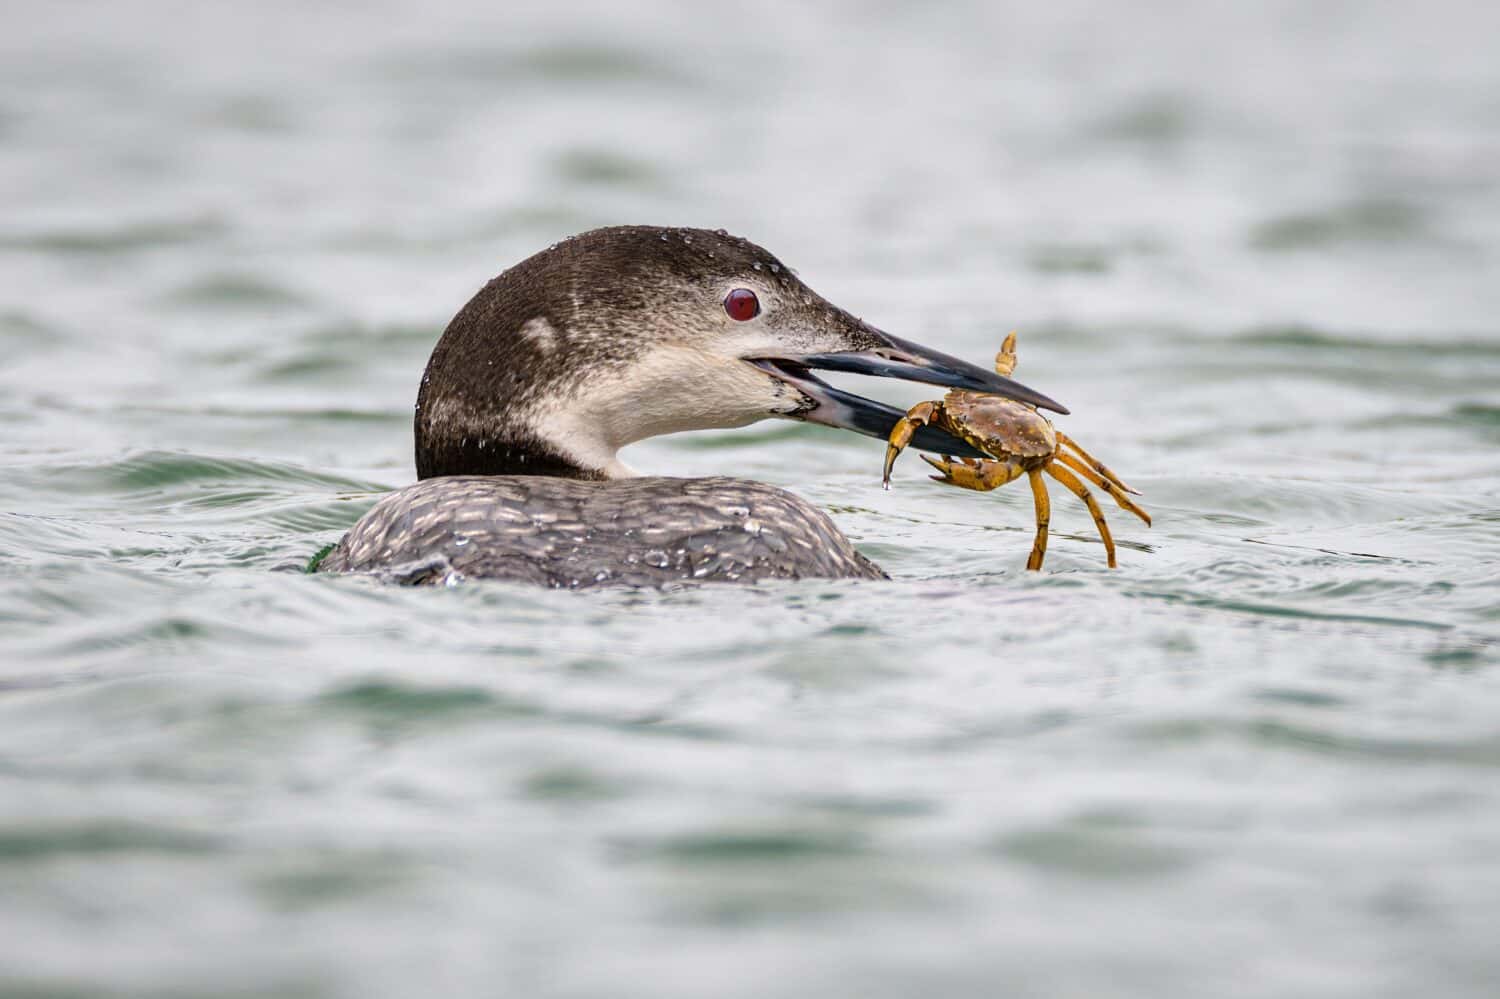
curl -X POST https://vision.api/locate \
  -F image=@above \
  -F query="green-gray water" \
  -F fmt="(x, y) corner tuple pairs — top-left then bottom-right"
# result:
(3, 2), (1499, 996)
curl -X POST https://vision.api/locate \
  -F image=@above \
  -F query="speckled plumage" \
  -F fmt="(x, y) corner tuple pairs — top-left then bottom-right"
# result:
(318, 476), (887, 587)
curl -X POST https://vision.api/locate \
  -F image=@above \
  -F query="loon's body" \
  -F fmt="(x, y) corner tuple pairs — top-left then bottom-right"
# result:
(319, 476), (885, 587)
(319, 226), (1065, 587)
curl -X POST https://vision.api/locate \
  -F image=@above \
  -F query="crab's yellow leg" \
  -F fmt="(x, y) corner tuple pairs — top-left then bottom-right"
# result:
(1054, 452), (1152, 526)
(883, 401), (940, 488)
(921, 453), (1025, 492)
(994, 331), (1019, 378)
(1025, 469), (1051, 570)
(1045, 462), (1117, 568)
(1054, 432), (1141, 496)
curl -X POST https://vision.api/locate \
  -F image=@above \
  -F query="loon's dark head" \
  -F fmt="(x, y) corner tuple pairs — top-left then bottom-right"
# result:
(415, 225), (1067, 480)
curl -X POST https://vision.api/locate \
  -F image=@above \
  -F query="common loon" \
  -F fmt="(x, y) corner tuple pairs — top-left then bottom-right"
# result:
(318, 226), (1066, 587)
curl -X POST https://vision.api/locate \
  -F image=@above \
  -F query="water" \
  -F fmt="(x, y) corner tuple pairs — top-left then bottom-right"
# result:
(3, 2), (1499, 995)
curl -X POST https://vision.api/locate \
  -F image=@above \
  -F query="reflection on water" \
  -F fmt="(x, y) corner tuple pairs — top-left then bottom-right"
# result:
(2, 1), (1499, 997)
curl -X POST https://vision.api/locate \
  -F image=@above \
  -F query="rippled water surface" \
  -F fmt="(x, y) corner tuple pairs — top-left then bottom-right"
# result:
(3, 2), (1500, 996)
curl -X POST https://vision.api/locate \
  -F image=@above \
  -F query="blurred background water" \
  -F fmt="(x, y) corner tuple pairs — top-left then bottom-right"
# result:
(2, 1), (1499, 996)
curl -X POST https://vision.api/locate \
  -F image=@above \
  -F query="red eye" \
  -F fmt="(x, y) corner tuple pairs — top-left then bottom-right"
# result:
(723, 288), (760, 321)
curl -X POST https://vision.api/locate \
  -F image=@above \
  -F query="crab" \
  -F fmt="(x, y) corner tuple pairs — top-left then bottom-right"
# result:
(882, 332), (1150, 570)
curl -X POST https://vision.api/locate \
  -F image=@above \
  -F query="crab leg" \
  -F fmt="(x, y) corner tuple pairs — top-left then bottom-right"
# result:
(920, 453), (1025, 491)
(1055, 452), (1151, 526)
(993, 331), (1019, 378)
(1045, 462), (1117, 568)
(882, 401), (939, 488)
(1025, 468), (1050, 571)
(1054, 432), (1141, 496)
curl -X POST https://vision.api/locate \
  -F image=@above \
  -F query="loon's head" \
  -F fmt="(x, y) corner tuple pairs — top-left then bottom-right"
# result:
(415, 225), (1066, 480)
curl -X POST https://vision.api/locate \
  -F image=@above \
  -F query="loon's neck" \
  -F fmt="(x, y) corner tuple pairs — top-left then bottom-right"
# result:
(413, 372), (637, 481)
(412, 309), (630, 481)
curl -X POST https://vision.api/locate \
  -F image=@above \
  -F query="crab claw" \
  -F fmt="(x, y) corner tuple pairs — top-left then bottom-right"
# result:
(921, 453), (958, 482)
(919, 453), (1028, 492)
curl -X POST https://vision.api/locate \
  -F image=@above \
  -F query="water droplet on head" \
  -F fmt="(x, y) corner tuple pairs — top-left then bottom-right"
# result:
(644, 549), (669, 567)
(752, 262), (762, 271)
(715, 228), (728, 237)
(769, 263), (780, 274)
(683, 235), (693, 245)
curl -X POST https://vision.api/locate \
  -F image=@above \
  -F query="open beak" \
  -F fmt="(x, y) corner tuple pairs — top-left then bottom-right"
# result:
(748, 331), (1068, 461)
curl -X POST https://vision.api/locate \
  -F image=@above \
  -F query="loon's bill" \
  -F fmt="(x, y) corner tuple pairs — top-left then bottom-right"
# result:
(750, 331), (1068, 462)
